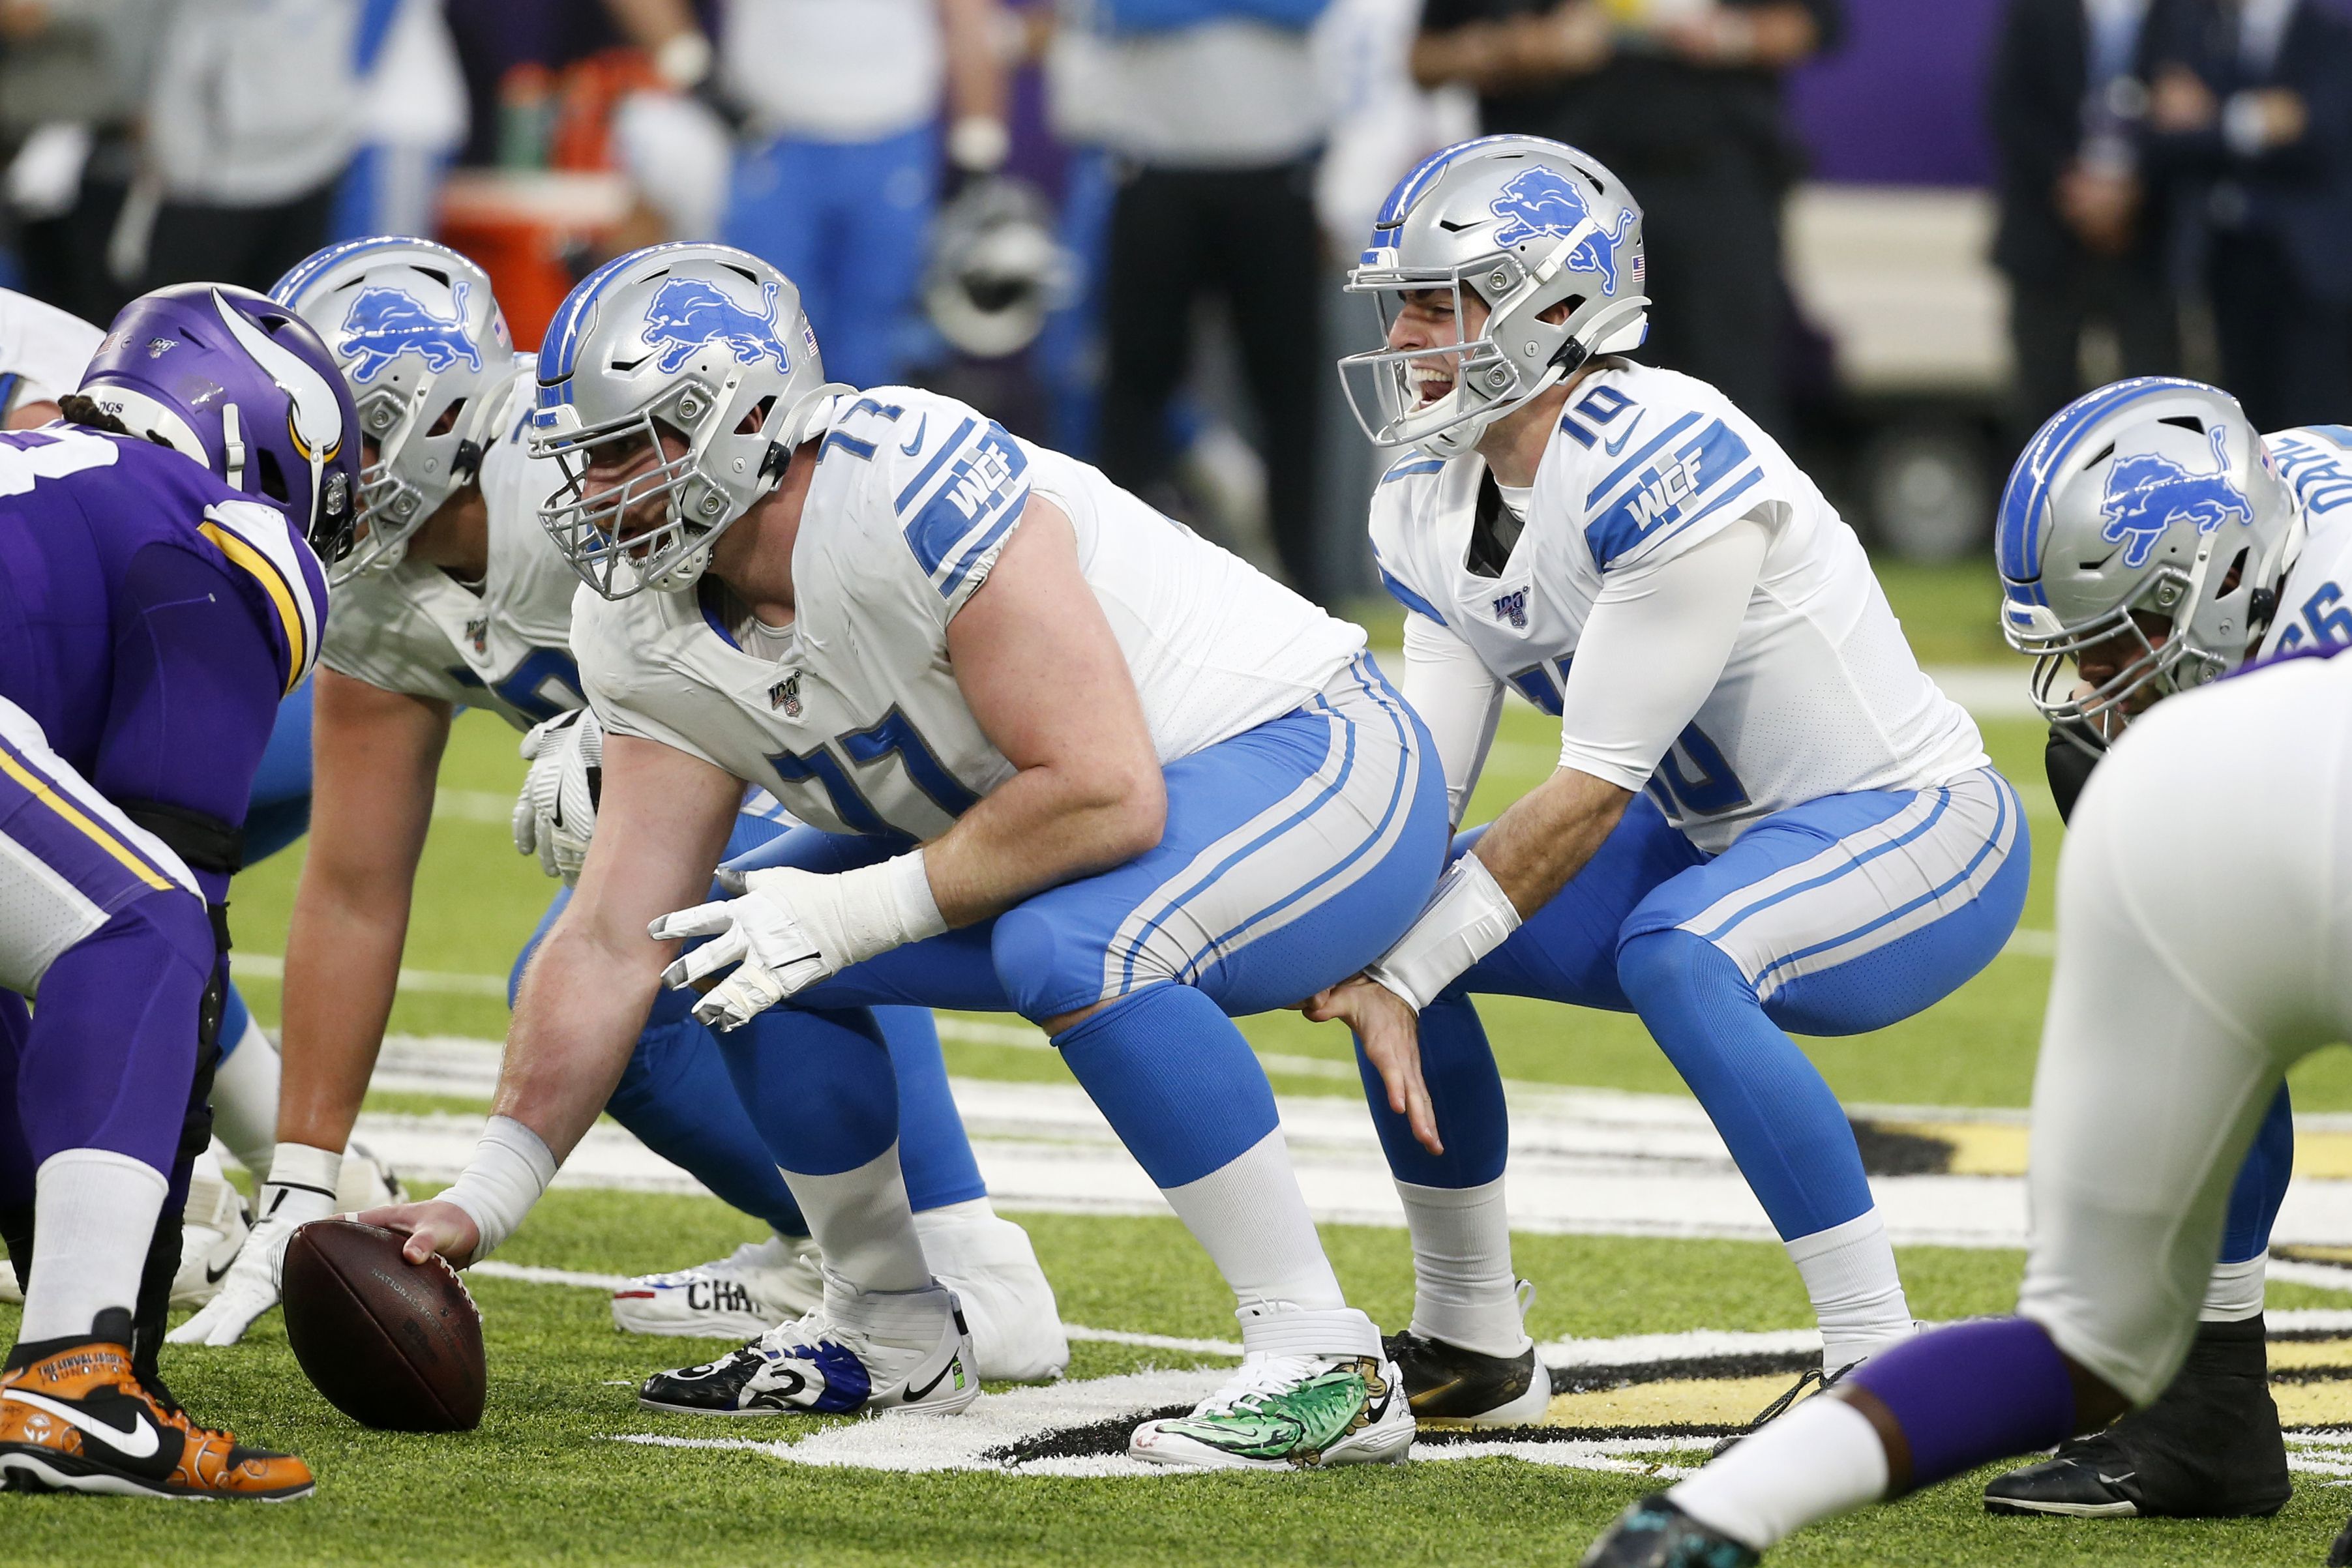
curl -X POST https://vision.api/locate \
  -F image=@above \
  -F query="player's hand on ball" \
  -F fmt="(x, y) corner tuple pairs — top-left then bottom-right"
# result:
(356, 1198), (484, 1269)
(649, 866), (838, 1030)
(1305, 975), (1444, 1156)
(512, 707), (603, 884)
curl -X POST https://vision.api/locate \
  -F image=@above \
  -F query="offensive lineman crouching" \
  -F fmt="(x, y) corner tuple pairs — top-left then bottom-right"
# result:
(366, 243), (1450, 1468)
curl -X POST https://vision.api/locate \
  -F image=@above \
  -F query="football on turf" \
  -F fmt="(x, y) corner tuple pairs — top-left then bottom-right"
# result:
(282, 1219), (485, 1432)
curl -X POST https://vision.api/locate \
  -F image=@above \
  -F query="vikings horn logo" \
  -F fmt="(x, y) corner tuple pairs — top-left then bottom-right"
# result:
(336, 282), (484, 383)
(2098, 425), (2254, 570)
(640, 278), (791, 376)
(1488, 168), (1637, 297)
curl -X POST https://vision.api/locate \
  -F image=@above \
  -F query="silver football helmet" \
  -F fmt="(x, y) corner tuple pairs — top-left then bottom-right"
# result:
(529, 243), (847, 599)
(1998, 377), (2300, 745)
(269, 237), (523, 584)
(923, 177), (1072, 360)
(1340, 134), (1650, 458)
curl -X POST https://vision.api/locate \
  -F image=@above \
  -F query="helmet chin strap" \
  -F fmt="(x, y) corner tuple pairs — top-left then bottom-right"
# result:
(220, 402), (246, 492)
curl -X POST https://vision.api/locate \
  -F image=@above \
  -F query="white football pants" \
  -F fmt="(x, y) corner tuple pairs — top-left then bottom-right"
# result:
(2019, 651), (2352, 1405)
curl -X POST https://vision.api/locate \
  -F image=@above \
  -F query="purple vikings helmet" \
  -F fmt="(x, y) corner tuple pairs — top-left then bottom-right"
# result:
(78, 283), (362, 567)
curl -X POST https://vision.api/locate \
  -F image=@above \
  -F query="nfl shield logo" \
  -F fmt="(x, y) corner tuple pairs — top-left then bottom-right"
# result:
(1493, 589), (1529, 630)
(769, 673), (802, 717)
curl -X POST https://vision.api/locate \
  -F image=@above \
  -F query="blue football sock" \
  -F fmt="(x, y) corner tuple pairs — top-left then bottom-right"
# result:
(1356, 990), (1508, 1190)
(717, 1004), (900, 1178)
(1054, 985), (1275, 1189)
(2220, 1085), (2295, 1265)
(1847, 1318), (2079, 1492)
(216, 983), (252, 1061)
(604, 1014), (809, 1237)
(875, 1007), (986, 1210)
(1618, 928), (1873, 1240)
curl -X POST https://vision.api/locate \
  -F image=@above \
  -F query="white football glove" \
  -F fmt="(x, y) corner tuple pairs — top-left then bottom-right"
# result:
(512, 706), (604, 885)
(166, 1177), (339, 1346)
(649, 855), (945, 1031)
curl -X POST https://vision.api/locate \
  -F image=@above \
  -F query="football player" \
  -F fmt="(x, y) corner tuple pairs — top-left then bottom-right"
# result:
(365, 241), (1448, 1470)
(1581, 643), (2352, 1567)
(1974, 377), (2333, 1517)
(1313, 136), (2026, 1425)
(172, 239), (1065, 1383)
(0, 283), (352, 1499)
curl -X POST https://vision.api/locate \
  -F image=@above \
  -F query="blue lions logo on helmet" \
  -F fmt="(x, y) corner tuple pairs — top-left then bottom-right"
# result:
(1488, 168), (1637, 297)
(641, 278), (790, 376)
(2098, 426), (2253, 569)
(336, 282), (483, 384)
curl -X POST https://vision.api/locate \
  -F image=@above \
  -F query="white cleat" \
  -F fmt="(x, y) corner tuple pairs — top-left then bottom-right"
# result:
(612, 1234), (825, 1340)
(915, 1200), (1068, 1382)
(335, 1139), (406, 1213)
(636, 1274), (977, 1418)
(170, 1149), (253, 1308)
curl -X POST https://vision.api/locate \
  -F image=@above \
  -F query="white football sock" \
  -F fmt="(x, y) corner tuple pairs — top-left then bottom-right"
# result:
(1396, 1176), (1529, 1357)
(779, 1143), (930, 1295)
(1786, 1209), (1914, 1372)
(1671, 1394), (1890, 1550)
(1159, 1129), (1345, 1311)
(2201, 1254), (2267, 1322)
(20, 1149), (168, 1343)
(208, 1017), (281, 1176)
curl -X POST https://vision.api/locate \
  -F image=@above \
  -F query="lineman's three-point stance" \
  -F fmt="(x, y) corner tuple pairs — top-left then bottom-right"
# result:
(367, 242), (1450, 1470)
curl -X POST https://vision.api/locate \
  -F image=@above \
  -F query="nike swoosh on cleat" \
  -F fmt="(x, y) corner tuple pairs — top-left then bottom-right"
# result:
(904, 1355), (960, 1402)
(2097, 1472), (2137, 1485)
(3, 1390), (160, 1459)
(899, 415), (928, 456)
(1603, 413), (1645, 456)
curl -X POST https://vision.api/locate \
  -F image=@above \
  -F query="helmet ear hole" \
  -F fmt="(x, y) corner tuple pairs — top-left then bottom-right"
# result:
(2218, 546), (2249, 599)
(253, 447), (290, 504)
(736, 395), (774, 438)
(426, 397), (468, 439)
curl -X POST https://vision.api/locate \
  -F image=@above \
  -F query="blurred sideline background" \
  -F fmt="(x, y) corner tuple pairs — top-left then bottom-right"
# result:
(8, 0), (2346, 624)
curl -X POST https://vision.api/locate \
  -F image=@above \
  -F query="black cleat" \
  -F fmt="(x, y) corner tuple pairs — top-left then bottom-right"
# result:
(2328, 1511), (2352, 1567)
(1709, 1363), (1851, 1458)
(1583, 1496), (1759, 1568)
(1383, 1329), (1551, 1425)
(1983, 1315), (2287, 1518)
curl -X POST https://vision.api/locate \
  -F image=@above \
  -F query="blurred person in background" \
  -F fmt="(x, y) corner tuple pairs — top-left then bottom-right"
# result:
(127, 0), (374, 295)
(2141, 0), (2352, 433)
(0, 0), (160, 323)
(1988, 0), (2181, 439)
(606, 0), (1015, 390)
(330, 0), (469, 243)
(1407, 0), (1838, 440)
(1084, 0), (1337, 599)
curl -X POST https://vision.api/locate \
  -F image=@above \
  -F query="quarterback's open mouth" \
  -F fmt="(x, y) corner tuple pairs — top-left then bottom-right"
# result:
(1408, 363), (1453, 407)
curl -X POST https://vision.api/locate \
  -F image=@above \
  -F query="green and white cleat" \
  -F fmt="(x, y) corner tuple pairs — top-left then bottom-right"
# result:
(1131, 1311), (1414, 1471)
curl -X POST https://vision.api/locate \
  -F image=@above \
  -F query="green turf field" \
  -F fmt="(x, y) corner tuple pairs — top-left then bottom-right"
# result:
(16, 561), (2348, 1565)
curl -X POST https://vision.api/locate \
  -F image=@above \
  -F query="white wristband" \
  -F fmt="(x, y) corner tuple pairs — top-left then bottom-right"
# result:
(823, 849), (947, 964)
(438, 1116), (557, 1261)
(1363, 854), (1522, 1011)
(263, 1141), (344, 1207)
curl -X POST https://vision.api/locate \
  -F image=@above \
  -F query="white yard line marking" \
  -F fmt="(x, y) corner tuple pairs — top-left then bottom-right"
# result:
(430, 789), (519, 824)
(231, 953), (508, 998)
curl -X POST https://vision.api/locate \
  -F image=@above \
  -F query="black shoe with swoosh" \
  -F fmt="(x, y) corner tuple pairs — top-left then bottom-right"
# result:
(1383, 1329), (1553, 1425)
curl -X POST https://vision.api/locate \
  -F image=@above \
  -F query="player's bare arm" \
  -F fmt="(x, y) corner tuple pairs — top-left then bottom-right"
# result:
(928, 494), (1165, 937)
(366, 733), (741, 1265)
(275, 668), (452, 1154)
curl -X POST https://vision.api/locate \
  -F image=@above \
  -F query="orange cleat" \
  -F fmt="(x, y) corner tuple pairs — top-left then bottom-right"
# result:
(0, 1338), (313, 1501)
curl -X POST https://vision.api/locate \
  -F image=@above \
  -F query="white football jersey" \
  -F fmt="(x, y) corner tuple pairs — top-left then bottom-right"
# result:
(574, 387), (1367, 842)
(1371, 362), (1986, 852)
(2260, 425), (2352, 658)
(319, 368), (587, 728)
